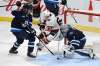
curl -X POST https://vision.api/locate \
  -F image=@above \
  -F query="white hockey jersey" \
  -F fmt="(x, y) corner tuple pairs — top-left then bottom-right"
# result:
(40, 10), (72, 41)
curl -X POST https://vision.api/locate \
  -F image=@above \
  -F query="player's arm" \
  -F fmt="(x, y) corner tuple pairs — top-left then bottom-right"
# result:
(11, 10), (24, 20)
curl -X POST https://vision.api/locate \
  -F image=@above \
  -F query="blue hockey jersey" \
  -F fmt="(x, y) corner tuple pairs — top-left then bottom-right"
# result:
(11, 10), (32, 32)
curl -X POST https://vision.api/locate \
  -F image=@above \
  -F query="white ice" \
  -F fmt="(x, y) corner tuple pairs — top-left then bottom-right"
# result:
(0, 22), (100, 66)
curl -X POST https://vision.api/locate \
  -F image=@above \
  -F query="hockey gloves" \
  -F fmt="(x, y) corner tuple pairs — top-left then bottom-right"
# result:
(16, 1), (21, 7)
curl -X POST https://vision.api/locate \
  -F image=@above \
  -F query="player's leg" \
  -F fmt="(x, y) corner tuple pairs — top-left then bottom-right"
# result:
(27, 33), (36, 58)
(71, 39), (95, 59)
(63, 39), (85, 58)
(9, 31), (25, 54)
(75, 49), (95, 59)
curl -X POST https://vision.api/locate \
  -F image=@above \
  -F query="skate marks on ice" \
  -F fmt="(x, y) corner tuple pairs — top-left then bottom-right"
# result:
(25, 52), (100, 66)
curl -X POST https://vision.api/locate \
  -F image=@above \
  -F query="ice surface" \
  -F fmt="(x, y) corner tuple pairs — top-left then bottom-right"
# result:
(0, 22), (100, 66)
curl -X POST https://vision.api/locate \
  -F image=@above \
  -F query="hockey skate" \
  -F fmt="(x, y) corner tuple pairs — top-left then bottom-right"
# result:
(27, 53), (36, 58)
(36, 43), (44, 51)
(88, 49), (95, 59)
(9, 50), (18, 54)
(9, 47), (18, 54)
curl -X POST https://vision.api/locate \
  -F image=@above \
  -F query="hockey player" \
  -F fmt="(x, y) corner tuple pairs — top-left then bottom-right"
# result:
(37, 10), (95, 59)
(60, 24), (95, 59)
(37, 10), (63, 50)
(9, 3), (37, 58)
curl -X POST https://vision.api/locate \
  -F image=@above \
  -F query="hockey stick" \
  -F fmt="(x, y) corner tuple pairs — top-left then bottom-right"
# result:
(0, 2), (26, 7)
(0, 0), (34, 8)
(25, 23), (55, 56)
(35, 35), (55, 56)
(26, 27), (55, 56)
(56, 38), (61, 60)
(21, 17), (55, 56)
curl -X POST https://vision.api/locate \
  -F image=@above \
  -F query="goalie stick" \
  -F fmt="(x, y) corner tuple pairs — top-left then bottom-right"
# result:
(56, 38), (62, 60)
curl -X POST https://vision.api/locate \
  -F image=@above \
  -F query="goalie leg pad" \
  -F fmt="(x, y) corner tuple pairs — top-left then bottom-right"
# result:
(75, 48), (95, 59)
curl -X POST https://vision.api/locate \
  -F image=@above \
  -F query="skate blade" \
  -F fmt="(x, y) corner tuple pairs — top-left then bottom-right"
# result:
(8, 53), (19, 56)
